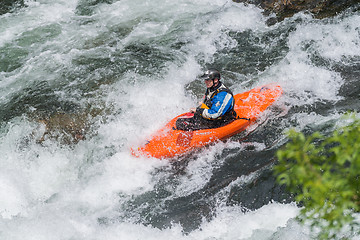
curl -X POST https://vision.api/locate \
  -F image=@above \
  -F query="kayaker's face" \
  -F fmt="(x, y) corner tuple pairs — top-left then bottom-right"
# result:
(204, 78), (218, 88)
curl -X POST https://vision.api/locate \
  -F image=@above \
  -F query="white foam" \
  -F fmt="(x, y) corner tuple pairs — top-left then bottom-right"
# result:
(288, 14), (360, 62)
(260, 15), (354, 109)
(0, 174), (28, 219)
(190, 202), (300, 239)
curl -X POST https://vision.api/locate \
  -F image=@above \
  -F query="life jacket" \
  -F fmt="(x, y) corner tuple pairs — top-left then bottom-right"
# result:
(201, 82), (237, 121)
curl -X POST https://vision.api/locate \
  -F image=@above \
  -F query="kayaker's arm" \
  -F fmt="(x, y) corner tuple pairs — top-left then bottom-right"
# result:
(199, 92), (234, 120)
(190, 99), (207, 113)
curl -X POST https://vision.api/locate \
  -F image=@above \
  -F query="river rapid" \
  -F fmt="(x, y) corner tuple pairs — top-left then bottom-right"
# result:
(0, 0), (359, 239)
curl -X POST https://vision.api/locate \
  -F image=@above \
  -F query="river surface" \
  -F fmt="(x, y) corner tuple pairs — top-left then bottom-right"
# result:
(0, 0), (359, 239)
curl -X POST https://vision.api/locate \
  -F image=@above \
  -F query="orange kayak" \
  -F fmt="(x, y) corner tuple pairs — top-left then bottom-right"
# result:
(132, 83), (283, 159)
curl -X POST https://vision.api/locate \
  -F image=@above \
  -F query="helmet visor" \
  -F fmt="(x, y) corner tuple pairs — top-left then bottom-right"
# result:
(200, 70), (213, 80)
(201, 74), (211, 81)
(200, 69), (220, 81)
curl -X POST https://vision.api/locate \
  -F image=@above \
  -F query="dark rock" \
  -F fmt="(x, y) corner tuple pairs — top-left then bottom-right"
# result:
(233, 0), (360, 24)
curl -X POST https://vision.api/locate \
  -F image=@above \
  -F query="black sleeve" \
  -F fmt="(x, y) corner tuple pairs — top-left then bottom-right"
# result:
(194, 107), (205, 117)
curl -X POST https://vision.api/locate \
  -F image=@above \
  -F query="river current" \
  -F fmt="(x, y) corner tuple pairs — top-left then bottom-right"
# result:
(0, 0), (359, 239)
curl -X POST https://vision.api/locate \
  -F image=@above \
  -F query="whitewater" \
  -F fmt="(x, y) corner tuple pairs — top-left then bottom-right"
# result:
(0, 0), (359, 239)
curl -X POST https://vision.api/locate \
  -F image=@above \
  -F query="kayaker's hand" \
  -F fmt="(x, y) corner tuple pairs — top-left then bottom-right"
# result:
(190, 108), (196, 113)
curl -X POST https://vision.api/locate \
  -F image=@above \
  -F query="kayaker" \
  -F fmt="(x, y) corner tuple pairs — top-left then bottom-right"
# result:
(176, 69), (236, 131)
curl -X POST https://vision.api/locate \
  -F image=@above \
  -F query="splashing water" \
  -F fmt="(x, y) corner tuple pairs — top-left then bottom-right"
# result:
(0, 0), (359, 239)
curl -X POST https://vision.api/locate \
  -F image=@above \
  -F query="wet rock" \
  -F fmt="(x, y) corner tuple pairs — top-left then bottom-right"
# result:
(233, 0), (360, 24)
(36, 112), (90, 145)
(31, 105), (110, 145)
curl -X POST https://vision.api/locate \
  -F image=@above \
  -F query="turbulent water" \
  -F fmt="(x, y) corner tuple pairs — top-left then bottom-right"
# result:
(0, 0), (359, 239)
